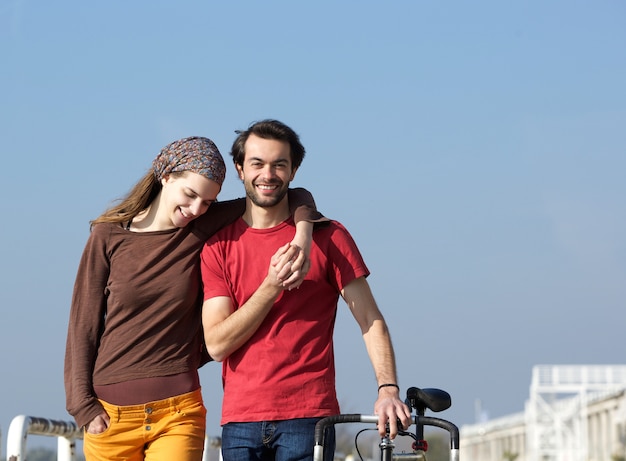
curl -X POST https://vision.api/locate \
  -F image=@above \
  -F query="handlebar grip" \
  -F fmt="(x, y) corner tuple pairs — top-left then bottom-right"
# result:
(314, 415), (379, 461)
(314, 414), (363, 446)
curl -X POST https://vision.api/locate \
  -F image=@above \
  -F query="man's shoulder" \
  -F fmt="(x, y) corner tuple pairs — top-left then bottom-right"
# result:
(315, 219), (350, 235)
(313, 219), (361, 250)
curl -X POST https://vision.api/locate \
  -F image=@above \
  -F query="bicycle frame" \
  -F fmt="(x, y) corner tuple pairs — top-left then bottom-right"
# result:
(313, 387), (460, 461)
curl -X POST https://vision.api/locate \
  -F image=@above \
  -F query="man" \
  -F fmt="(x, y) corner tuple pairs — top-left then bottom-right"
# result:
(201, 119), (411, 461)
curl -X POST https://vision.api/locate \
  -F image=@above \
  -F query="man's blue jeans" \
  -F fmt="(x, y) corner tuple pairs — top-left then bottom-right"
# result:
(221, 418), (336, 461)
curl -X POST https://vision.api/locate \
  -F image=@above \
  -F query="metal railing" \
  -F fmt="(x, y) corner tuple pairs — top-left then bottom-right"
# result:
(5, 415), (223, 461)
(6, 415), (83, 461)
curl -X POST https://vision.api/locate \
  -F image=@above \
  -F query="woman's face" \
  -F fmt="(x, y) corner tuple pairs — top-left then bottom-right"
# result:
(161, 171), (221, 228)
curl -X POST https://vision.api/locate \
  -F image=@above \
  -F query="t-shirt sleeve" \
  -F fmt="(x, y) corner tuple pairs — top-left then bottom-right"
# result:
(200, 238), (232, 301)
(325, 222), (370, 292)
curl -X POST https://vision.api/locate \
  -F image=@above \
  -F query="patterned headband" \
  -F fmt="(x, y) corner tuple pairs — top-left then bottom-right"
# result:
(153, 136), (226, 186)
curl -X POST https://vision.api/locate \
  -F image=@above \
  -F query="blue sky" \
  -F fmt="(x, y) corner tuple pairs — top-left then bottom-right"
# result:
(1, 0), (625, 450)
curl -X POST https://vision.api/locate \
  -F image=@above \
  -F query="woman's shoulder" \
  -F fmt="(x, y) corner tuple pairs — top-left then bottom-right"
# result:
(90, 221), (118, 235)
(92, 220), (132, 233)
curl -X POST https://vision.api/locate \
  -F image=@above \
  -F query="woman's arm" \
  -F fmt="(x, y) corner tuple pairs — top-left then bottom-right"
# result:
(288, 187), (327, 224)
(282, 188), (329, 289)
(64, 225), (110, 428)
(195, 188), (327, 239)
(193, 198), (246, 237)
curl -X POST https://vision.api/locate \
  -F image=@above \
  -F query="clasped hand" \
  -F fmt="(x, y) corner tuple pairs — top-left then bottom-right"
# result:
(269, 243), (310, 291)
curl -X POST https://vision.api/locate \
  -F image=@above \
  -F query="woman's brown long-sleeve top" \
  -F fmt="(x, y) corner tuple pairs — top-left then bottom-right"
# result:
(64, 189), (324, 428)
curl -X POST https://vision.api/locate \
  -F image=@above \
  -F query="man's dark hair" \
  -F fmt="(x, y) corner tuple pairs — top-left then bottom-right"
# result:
(230, 119), (305, 170)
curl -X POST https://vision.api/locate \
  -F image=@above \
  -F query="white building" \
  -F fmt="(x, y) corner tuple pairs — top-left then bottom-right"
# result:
(460, 365), (626, 461)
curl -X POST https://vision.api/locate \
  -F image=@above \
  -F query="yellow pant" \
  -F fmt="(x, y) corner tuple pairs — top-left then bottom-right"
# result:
(83, 388), (207, 461)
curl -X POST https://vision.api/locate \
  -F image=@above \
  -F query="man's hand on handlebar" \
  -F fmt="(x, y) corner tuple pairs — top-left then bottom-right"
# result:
(374, 386), (413, 439)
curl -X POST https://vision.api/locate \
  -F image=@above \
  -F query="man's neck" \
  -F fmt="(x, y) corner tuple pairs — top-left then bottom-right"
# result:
(242, 199), (291, 229)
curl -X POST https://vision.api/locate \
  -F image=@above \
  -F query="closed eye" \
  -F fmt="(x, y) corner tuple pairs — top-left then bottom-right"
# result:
(185, 189), (217, 207)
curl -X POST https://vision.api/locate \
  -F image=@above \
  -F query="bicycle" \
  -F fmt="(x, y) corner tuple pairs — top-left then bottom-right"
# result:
(313, 386), (460, 461)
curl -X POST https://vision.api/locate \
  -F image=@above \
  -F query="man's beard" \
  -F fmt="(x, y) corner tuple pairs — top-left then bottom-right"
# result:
(244, 181), (290, 208)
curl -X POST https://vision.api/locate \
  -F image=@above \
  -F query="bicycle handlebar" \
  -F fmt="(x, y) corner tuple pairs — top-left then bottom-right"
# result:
(313, 414), (460, 461)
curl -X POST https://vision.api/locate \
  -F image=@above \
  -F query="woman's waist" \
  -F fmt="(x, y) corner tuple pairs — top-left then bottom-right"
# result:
(94, 369), (200, 405)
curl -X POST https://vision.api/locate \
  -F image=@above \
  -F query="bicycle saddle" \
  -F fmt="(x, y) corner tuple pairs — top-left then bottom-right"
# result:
(405, 387), (451, 413)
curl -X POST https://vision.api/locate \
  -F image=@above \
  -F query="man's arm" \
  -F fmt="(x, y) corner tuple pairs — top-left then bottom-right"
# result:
(202, 243), (299, 362)
(341, 276), (412, 438)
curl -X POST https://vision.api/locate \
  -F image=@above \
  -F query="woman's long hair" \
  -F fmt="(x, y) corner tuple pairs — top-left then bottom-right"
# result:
(90, 171), (162, 229)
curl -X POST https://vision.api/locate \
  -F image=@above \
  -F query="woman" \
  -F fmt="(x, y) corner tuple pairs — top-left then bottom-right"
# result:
(64, 136), (322, 461)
